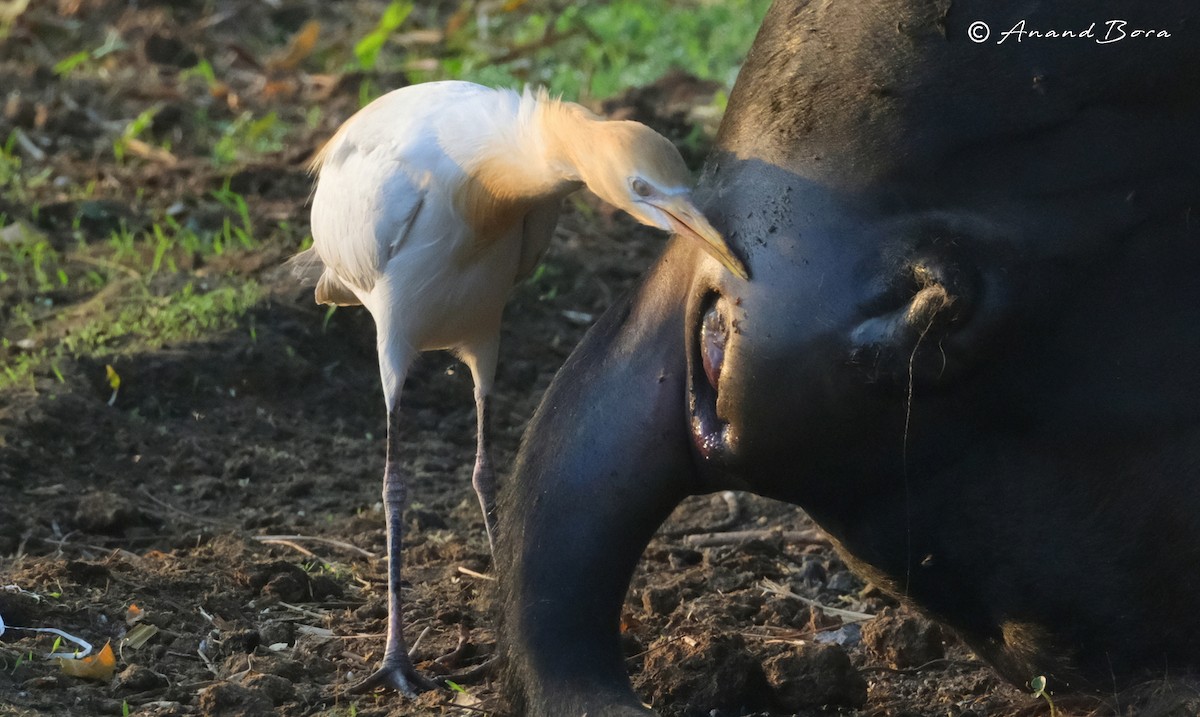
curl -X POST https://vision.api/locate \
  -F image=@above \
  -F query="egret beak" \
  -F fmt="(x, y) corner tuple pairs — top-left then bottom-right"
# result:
(650, 194), (749, 280)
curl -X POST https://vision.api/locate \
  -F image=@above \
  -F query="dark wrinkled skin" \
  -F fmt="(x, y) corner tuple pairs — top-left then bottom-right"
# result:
(498, 1), (1200, 714)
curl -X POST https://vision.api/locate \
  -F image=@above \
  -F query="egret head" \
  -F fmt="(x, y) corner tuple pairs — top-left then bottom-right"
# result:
(582, 121), (749, 280)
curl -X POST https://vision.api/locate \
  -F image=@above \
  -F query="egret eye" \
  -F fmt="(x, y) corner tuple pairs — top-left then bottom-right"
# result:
(630, 178), (652, 198)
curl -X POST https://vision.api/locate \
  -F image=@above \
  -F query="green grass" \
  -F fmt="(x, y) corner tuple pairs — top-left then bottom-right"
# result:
(348, 0), (771, 103)
(355, 1), (414, 70)
(448, 0), (772, 101)
(211, 111), (290, 167)
(0, 177), (278, 392)
(1, 132), (52, 203)
(1, 281), (262, 391)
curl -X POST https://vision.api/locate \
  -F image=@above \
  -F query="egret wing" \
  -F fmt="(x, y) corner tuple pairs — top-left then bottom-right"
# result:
(516, 202), (562, 282)
(310, 143), (435, 298)
(284, 247), (362, 306)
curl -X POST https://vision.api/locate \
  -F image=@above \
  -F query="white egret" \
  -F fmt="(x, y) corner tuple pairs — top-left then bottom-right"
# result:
(298, 80), (746, 695)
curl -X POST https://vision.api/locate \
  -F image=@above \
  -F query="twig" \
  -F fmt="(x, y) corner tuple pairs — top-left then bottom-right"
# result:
(487, 26), (583, 65)
(66, 253), (144, 281)
(443, 655), (502, 685)
(456, 566), (495, 582)
(252, 534), (375, 559)
(2, 585), (47, 602)
(717, 490), (741, 527)
(859, 658), (980, 675)
(663, 492), (745, 537)
(0, 621), (94, 658)
(435, 699), (493, 715)
(196, 645), (219, 676)
(624, 633), (689, 663)
(11, 128), (45, 162)
(257, 538), (322, 562)
(408, 625), (432, 659)
(682, 528), (826, 548)
(759, 579), (876, 622)
(431, 624), (471, 672)
(33, 536), (141, 561)
(136, 487), (228, 528)
(276, 602), (328, 622)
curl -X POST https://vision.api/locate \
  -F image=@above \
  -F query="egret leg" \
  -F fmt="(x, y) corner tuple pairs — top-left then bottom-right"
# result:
(350, 406), (438, 696)
(464, 339), (501, 558)
(472, 388), (498, 555)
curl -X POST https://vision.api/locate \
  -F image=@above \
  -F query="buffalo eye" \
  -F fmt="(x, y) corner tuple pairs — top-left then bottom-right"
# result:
(701, 301), (727, 390)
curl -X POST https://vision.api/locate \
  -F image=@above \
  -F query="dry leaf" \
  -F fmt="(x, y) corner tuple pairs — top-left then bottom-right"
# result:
(125, 604), (144, 626)
(269, 20), (320, 72)
(24, 484), (67, 496)
(261, 79), (298, 100)
(0, 0), (31, 23)
(0, 220), (49, 245)
(105, 364), (121, 406)
(122, 624), (159, 650)
(444, 7), (469, 36)
(451, 689), (483, 707)
(123, 138), (178, 165)
(59, 641), (116, 681)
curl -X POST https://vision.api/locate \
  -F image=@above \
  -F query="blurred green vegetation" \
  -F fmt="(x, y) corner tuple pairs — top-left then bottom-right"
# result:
(0, 0), (771, 393)
(428, 0), (771, 101)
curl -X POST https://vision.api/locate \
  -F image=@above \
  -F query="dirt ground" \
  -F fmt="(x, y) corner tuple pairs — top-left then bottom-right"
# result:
(0, 2), (1145, 716)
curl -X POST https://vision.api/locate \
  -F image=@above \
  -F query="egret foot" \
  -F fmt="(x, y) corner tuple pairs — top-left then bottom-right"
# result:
(348, 652), (438, 696)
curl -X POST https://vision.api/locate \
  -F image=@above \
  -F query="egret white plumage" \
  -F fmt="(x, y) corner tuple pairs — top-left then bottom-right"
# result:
(298, 80), (746, 695)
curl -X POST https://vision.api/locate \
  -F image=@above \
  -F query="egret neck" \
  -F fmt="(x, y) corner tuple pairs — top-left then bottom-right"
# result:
(446, 90), (589, 239)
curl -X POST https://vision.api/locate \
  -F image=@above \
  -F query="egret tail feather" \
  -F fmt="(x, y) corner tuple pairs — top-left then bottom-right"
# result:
(316, 269), (363, 306)
(285, 248), (323, 285)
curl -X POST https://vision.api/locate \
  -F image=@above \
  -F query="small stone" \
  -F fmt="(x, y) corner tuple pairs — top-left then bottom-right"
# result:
(813, 623), (862, 647)
(861, 606), (945, 669)
(239, 561), (310, 602)
(143, 33), (198, 67)
(796, 557), (826, 586)
(241, 672), (296, 705)
(73, 491), (150, 534)
(641, 584), (679, 616)
(259, 658), (307, 681)
(636, 628), (772, 714)
(116, 664), (168, 692)
(65, 560), (109, 584)
(354, 600), (387, 621)
(307, 574), (342, 600)
(667, 547), (703, 569)
(409, 506), (448, 531)
(763, 642), (867, 709)
(197, 682), (272, 717)
(222, 629), (261, 655)
(801, 604), (842, 633)
(825, 570), (860, 593)
(257, 620), (295, 648)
